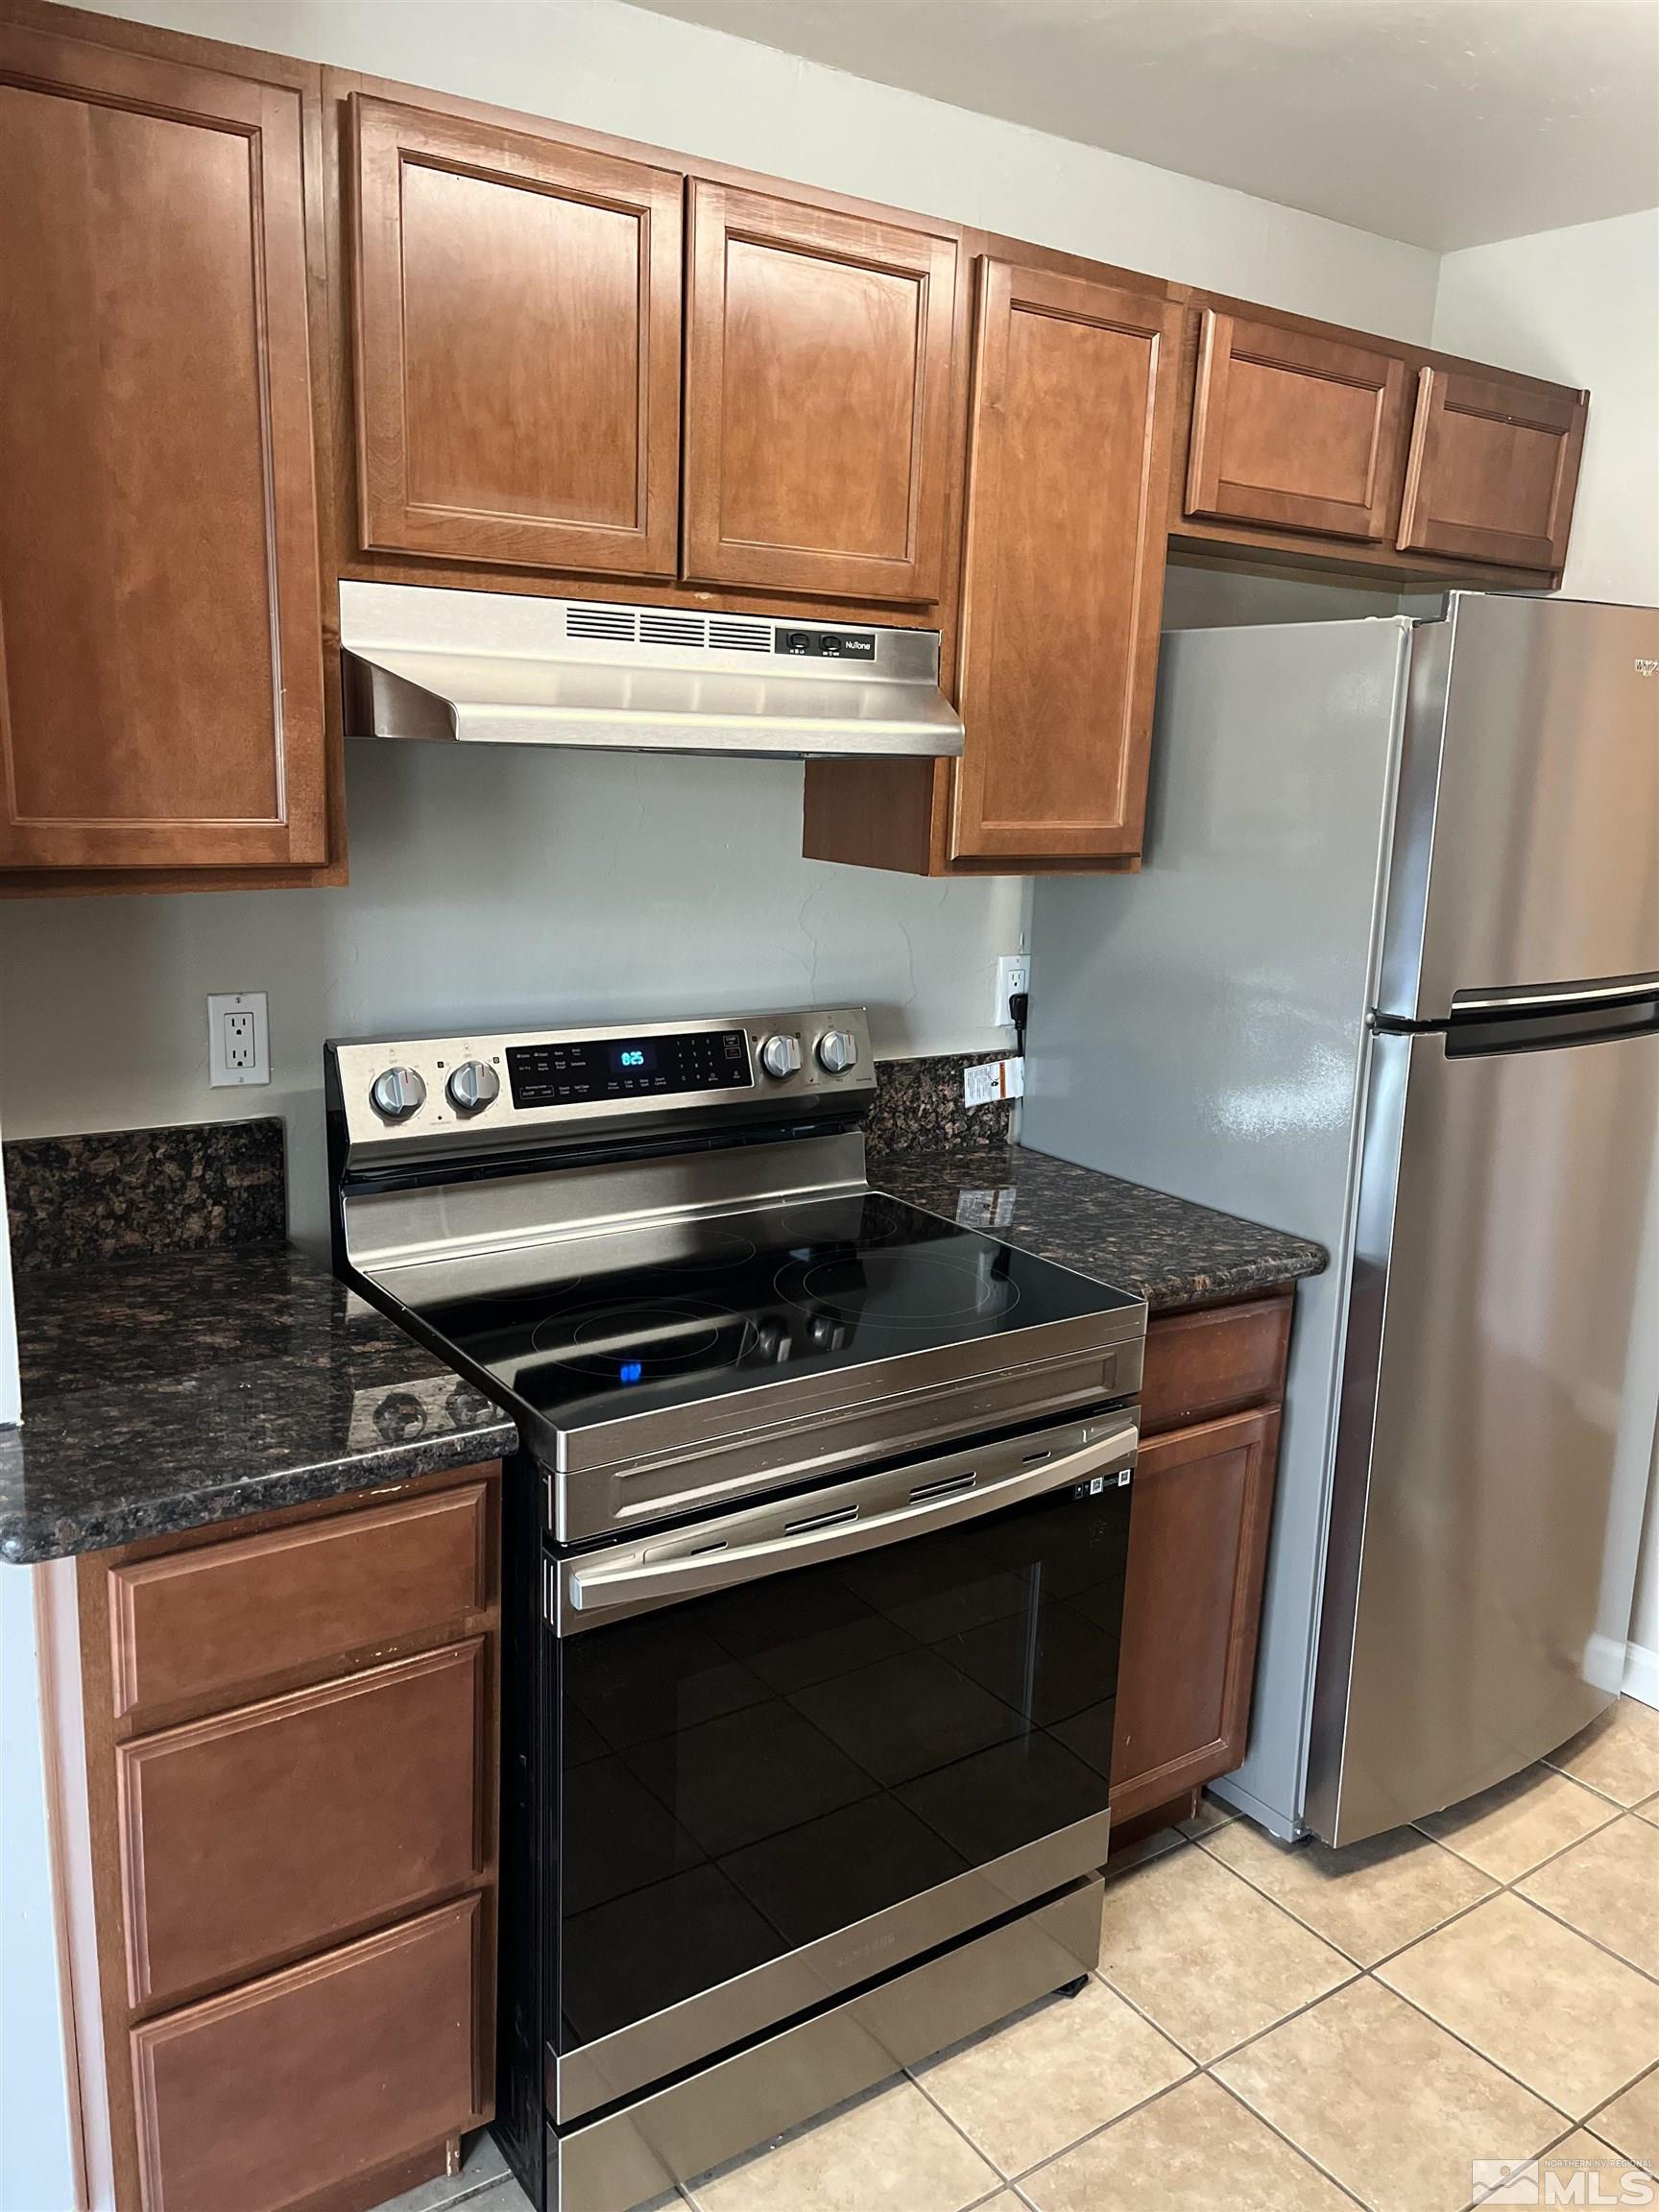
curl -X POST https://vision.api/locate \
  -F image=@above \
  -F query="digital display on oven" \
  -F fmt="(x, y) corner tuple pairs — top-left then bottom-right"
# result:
(508, 1028), (753, 1109)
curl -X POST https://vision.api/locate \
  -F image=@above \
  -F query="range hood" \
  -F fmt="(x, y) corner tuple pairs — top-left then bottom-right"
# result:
(339, 581), (963, 759)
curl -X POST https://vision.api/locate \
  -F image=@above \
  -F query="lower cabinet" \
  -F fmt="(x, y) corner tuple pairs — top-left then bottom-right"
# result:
(131, 1899), (484, 2212)
(74, 1466), (501, 2212)
(1111, 1293), (1291, 1826)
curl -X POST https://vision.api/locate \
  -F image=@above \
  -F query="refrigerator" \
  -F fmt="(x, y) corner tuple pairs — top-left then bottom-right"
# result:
(1024, 592), (1659, 1845)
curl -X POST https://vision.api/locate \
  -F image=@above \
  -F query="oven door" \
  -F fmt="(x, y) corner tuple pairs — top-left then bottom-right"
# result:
(544, 1410), (1136, 2125)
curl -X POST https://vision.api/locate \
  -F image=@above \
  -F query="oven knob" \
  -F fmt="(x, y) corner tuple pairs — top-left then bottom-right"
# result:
(445, 1060), (500, 1115)
(369, 1067), (426, 1121)
(816, 1028), (858, 1074)
(759, 1033), (802, 1080)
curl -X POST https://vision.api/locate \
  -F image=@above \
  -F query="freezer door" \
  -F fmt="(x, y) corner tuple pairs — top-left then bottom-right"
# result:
(1308, 1014), (1659, 1844)
(1379, 595), (1659, 1022)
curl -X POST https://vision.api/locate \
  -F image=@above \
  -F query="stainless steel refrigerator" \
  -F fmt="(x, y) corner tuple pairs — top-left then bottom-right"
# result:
(1024, 592), (1659, 1845)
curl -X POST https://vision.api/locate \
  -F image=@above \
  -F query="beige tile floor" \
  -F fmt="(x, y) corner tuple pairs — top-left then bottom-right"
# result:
(383, 1697), (1659, 2212)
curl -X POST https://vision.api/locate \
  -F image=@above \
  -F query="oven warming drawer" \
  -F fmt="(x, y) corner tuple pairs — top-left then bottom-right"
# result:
(547, 1877), (1102, 2212)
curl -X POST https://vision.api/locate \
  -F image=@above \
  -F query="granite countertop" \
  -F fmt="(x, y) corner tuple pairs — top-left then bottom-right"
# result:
(871, 1143), (1327, 1310)
(0, 1245), (518, 1565)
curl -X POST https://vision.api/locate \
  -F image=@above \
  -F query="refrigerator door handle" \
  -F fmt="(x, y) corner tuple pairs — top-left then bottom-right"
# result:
(1451, 971), (1659, 1017)
(1444, 986), (1658, 1060)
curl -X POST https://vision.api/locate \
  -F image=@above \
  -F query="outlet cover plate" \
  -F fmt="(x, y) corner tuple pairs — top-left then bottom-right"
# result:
(994, 955), (1030, 1028)
(208, 992), (270, 1087)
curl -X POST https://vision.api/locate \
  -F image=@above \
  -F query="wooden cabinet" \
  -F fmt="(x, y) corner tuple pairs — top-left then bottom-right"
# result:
(0, 14), (330, 877)
(131, 1898), (483, 2212)
(1399, 366), (1587, 570)
(117, 1642), (487, 2007)
(73, 1466), (501, 2212)
(349, 95), (683, 576)
(950, 260), (1181, 863)
(683, 182), (960, 604)
(1185, 308), (1410, 542)
(1111, 1293), (1291, 1826)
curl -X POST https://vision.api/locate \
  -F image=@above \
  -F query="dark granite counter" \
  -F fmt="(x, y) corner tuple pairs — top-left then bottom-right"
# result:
(0, 1245), (518, 1564)
(871, 1143), (1326, 1311)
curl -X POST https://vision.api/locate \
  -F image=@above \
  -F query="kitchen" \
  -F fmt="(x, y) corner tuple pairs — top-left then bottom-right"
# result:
(1, 3), (1656, 2211)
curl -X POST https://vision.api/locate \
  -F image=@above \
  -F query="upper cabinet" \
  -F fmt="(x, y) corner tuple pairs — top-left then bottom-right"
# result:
(950, 261), (1180, 864)
(682, 184), (960, 604)
(1398, 367), (1587, 571)
(1185, 309), (1410, 542)
(0, 15), (330, 877)
(349, 95), (683, 576)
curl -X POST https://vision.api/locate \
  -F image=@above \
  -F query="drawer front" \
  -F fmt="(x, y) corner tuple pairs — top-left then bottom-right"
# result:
(131, 1896), (482, 2212)
(108, 1478), (492, 1719)
(1140, 1295), (1291, 1435)
(118, 1642), (486, 2008)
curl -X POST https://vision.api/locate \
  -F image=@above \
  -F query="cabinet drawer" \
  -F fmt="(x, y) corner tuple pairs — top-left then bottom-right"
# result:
(118, 1643), (486, 2008)
(131, 1895), (483, 2212)
(1140, 1296), (1291, 1435)
(108, 1478), (492, 1719)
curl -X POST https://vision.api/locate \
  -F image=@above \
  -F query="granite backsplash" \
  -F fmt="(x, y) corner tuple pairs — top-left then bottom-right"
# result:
(1, 1049), (995, 1278)
(4, 1118), (286, 1274)
(866, 1051), (1015, 1154)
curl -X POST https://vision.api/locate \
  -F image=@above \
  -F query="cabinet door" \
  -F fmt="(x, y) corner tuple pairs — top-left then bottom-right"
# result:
(350, 95), (682, 576)
(950, 259), (1180, 864)
(1186, 309), (1409, 541)
(683, 181), (958, 602)
(0, 21), (326, 871)
(1111, 1407), (1281, 1823)
(1398, 366), (1586, 571)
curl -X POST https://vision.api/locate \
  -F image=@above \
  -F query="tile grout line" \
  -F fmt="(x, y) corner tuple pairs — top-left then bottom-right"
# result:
(1201, 2071), (1373, 2209)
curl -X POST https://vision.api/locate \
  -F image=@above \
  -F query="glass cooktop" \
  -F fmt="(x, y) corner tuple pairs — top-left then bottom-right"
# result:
(392, 1189), (1138, 1437)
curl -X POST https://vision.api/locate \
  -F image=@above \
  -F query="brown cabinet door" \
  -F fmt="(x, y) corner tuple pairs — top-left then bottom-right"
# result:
(950, 259), (1180, 864)
(683, 181), (958, 603)
(0, 21), (327, 871)
(1185, 308), (1409, 541)
(117, 1642), (487, 2008)
(1111, 1407), (1281, 1823)
(1398, 365), (1586, 571)
(130, 1896), (483, 2212)
(350, 94), (682, 576)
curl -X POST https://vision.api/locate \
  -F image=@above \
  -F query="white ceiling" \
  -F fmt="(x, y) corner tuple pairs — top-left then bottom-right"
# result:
(626, 0), (1659, 251)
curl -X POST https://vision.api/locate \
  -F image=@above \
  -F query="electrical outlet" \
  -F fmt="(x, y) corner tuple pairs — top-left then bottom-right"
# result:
(207, 992), (270, 1088)
(994, 955), (1030, 1028)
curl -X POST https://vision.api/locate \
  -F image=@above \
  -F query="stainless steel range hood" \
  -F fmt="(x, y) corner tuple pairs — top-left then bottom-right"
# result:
(339, 581), (963, 759)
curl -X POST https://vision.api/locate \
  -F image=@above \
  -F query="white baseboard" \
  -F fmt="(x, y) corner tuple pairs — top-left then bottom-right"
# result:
(1623, 1640), (1659, 1710)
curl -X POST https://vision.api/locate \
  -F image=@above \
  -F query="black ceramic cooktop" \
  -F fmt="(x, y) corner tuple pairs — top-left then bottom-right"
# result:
(396, 1190), (1138, 1435)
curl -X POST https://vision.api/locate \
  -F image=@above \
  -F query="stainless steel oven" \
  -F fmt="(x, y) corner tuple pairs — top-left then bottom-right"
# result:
(326, 1004), (1144, 2212)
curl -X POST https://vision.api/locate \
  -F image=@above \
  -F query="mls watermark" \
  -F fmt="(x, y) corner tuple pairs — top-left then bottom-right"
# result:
(1475, 2153), (1655, 2205)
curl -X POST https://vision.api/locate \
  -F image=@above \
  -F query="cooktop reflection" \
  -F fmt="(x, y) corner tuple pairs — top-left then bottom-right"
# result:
(393, 1189), (1137, 1435)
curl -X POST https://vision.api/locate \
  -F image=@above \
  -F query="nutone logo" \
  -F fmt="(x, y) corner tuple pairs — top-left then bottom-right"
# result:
(1635, 659), (1658, 677)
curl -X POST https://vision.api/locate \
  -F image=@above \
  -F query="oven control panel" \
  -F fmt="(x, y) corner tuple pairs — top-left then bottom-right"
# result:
(327, 1006), (875, 1160)
(508, 1028), (752, 1108)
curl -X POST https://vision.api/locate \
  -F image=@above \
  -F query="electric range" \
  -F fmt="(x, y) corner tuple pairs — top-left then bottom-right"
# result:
(326, 1005), (1145, 2212)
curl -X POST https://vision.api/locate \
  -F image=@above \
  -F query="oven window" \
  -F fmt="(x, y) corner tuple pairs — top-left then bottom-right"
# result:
(551, 1480), (1129, 2055)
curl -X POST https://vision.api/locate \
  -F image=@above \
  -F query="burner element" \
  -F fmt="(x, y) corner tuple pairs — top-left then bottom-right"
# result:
(533, 1300), (749, 1382)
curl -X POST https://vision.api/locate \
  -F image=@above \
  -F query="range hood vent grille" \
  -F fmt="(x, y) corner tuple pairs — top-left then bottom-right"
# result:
(339, 583), (964, 759)
(565, 604), (637, 642)
(709, 618), (771, 652)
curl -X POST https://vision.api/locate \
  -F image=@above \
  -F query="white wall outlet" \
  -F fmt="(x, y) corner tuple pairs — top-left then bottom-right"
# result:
(207, 992), (270, 1087)
(994, 954), (1030, 1028)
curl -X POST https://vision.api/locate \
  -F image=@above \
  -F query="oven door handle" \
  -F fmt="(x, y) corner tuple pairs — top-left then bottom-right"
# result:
(561, 1417), (1137, 1622)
